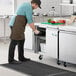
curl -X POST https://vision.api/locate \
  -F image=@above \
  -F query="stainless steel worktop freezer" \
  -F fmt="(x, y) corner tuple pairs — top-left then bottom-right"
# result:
(58, 26), (76, 67)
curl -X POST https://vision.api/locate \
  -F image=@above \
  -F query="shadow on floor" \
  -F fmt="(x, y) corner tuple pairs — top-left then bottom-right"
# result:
(1, 60), (76, 76)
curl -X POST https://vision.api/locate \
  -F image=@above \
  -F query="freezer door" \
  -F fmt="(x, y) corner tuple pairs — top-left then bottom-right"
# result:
(46, 28), (58, 58)
(59, 31), (76, 64)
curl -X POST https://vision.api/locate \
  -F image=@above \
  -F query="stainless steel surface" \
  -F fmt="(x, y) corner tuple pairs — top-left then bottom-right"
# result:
(46, 27), (58, 58)
(59, 30), (76, 64)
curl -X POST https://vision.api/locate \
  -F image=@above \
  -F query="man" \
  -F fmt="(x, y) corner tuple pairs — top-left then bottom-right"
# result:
(8, 0), (41, 64)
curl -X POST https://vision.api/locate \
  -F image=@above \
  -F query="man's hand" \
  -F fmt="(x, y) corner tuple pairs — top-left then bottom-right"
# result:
(34, 29), (40, 34)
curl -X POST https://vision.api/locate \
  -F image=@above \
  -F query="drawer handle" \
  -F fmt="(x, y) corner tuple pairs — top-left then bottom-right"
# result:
(52, 33), (57, 36)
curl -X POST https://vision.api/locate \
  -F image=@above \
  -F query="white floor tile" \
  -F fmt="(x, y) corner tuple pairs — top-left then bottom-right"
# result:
(0, 40), (76, 76)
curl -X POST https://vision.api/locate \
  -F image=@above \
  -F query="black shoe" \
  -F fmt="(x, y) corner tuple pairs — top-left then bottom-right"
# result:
(9, 60), (22, 64)
(19, 58), (30, 62)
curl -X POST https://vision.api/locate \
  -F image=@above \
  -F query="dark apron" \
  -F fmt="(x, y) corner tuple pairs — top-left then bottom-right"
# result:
(10, 15), (27, 40)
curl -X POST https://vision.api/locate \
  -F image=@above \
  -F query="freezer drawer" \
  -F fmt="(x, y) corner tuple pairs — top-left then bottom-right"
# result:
(59, 31), (76, 64)
(34, 26), (46, 53)
(46, 28), (58, 58)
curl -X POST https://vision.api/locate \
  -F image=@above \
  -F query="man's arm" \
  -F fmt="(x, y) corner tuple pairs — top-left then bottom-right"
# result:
(29, 23), (40, 34)
(68, 16), (76, 25)
(25, 3), (40, 34)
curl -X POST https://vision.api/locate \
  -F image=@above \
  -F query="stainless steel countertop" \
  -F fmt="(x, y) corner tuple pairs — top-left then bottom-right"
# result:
(35, 22), (76, 32)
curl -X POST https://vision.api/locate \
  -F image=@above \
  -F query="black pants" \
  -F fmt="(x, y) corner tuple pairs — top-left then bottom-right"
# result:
(8, 39), (25, 62)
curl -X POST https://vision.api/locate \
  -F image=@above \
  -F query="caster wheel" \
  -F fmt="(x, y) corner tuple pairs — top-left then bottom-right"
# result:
(57, 60), (60, 65)
(64, 62), (67, 67)
(39, 55), (43, 60)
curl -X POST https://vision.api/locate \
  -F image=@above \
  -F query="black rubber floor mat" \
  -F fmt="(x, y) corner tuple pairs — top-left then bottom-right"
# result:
(1, 60), (76, 76)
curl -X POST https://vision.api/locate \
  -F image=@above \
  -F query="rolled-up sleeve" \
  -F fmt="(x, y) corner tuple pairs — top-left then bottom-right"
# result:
(9, 16), (16, 26)
(25, 6), (33, 24)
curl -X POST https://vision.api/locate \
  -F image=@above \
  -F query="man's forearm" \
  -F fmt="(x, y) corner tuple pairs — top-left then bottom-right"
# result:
(28, 23), (36, 31)
(68, 16), (76, 24)
(28, 23), (40, 34)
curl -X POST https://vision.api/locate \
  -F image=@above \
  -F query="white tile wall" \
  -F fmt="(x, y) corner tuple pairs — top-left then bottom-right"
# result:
(0, 0), (14, 15)
(34, 0), (61, 16)
(61, 6), (73, 15)
(61, 0), (76, 16)
(16, 0), (31, 7)
(16, 0), (74, 16)
(62, 0), (70, 4)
